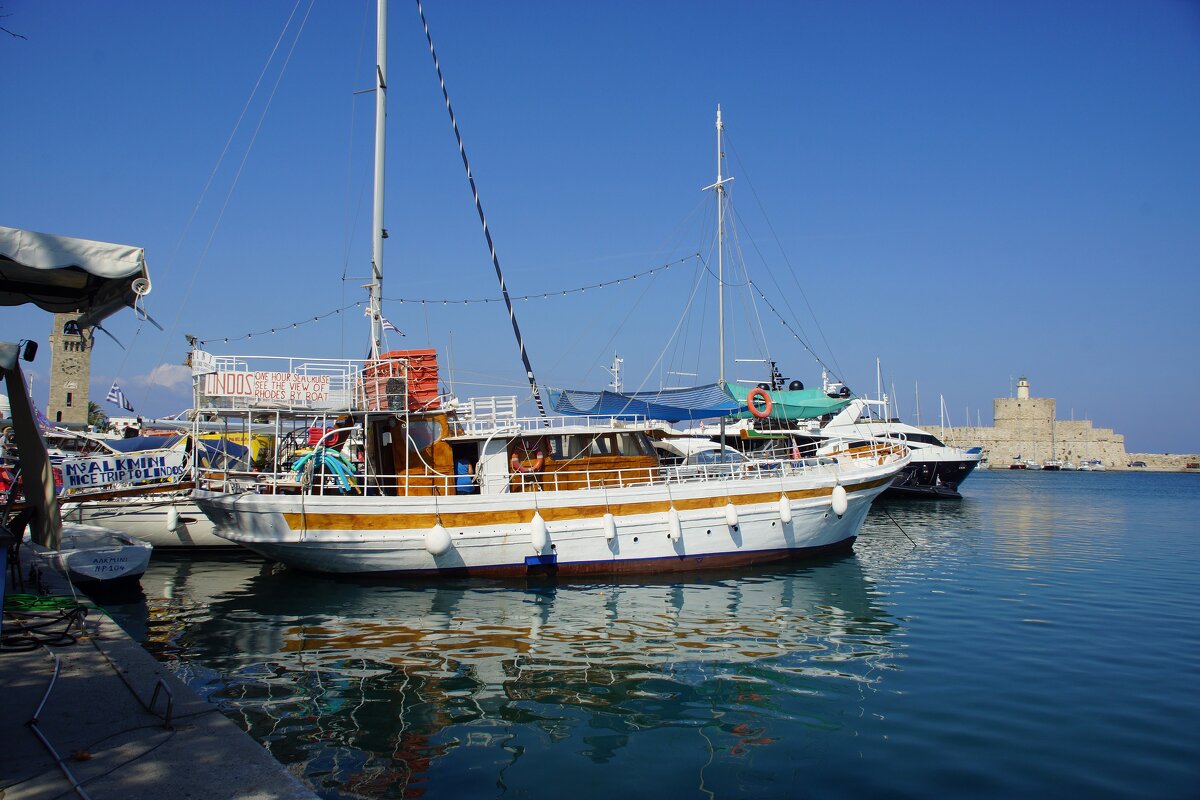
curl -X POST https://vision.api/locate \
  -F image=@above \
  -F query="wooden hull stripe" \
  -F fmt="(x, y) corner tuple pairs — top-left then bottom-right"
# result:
(280, 476), (892, 531)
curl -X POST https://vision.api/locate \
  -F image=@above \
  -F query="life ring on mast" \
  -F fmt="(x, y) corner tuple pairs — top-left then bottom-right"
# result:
(511, 448), (545, 473)
(747, 387), (773, 419)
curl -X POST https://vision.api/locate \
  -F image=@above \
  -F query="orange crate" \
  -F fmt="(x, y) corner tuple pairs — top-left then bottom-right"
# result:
(363, 349), (440, 411)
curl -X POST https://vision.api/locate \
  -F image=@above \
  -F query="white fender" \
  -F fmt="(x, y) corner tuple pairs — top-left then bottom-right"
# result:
(724, 502), (738, 528)
(832, 484), (849, 517)
(668, 507), (682, 542)
(779, 494), (793, 525)
(166, 505), (182, 532)
(531, 511), (549, 552)
(602, 512), (617, 541)
(425, 523), (452, 556)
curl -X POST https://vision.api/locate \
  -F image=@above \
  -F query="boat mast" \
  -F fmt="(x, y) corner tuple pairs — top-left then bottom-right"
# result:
(704, 105), (733, 389)
(367, 0), (388, 360)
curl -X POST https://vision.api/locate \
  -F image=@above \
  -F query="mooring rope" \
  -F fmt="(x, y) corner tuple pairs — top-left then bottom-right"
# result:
(416, 0), (547, 416)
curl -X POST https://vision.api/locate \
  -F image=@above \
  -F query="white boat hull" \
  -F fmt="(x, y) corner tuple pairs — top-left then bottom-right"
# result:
(30, 524), (153, 587)
(60, 495), (232, 549)
(195, 458), (902, 576)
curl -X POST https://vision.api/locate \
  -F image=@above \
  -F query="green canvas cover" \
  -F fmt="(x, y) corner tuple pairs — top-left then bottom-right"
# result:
(728, 383), (852, 420)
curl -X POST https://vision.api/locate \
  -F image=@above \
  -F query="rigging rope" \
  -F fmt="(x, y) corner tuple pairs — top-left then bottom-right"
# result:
(416, 0), (546, 416)
(196, 255), (694, 345)
(724, 134), (846, 382)
(747, 279), (845, 383)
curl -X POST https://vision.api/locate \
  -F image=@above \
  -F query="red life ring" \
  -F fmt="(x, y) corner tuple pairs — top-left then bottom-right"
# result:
(747, 387), (773, 419)
(511, 448), (545, 473)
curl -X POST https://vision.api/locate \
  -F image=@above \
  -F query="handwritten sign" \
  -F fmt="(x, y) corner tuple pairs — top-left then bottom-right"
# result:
(204, 371), (331, 404)
(191, 349), (216, 376)
(61, 451), (187, 491)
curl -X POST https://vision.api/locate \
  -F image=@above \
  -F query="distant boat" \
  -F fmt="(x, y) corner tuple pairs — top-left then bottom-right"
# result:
(798, 396), (983, 499)
(1060, 461), (1077, 471)
(1079, 459), (1106, 472)
(1042, 460), (1062, 471)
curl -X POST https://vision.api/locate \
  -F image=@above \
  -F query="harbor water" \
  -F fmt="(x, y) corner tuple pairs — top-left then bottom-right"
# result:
(108, 471), (1200, 798)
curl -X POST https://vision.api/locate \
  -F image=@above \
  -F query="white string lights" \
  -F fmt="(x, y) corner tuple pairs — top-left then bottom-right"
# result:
(197, 254), (698, 345)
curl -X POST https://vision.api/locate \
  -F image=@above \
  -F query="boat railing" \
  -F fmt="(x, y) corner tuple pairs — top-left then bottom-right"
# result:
(197, 439), (905, 497)
(452, 397), (654, 436)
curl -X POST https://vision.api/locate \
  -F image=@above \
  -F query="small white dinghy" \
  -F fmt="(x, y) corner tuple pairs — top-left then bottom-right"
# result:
(28, 524), (153, 589)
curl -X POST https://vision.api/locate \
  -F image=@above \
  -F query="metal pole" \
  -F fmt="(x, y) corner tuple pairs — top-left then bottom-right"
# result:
(368, 0), (388, 361)
(717, 106), (725, 390)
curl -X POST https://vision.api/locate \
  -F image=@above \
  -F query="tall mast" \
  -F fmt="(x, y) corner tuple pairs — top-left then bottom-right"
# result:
(367, 0), (388, 360)
(704, 105), (733, 388)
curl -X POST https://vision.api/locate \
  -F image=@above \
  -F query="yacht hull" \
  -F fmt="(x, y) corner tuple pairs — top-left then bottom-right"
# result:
(195, 461), (901, 576)
(884, 457), (980, 499)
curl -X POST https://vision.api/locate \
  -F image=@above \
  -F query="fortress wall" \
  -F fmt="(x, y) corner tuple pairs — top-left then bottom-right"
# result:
(932, 378), (1196, 471)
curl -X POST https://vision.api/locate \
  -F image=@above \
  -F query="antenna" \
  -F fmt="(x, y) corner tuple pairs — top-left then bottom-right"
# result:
(605, 354), (624, 394)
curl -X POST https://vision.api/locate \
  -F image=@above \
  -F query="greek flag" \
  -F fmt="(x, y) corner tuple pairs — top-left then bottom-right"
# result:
(381, 317), (402, 334)
(106, 381), (135, 412)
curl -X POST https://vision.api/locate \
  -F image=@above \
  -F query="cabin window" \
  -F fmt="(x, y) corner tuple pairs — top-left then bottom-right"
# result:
(547, 435), (589, 460)
(586, 435), (613, 456)
(614, 433), (653, 456)
(405, 420), (442, 453)
(905, 433), (946, 447)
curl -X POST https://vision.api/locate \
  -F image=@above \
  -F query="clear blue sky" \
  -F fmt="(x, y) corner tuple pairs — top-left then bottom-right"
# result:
(3, 1), (1198, 453)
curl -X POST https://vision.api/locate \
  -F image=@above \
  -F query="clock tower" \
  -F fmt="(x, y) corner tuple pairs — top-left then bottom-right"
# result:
(47, 312), (94, 427)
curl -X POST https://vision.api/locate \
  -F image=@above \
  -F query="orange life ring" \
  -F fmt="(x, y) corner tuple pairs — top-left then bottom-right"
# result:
(511, 448), (545, 473)
(747, 387), (773, 419)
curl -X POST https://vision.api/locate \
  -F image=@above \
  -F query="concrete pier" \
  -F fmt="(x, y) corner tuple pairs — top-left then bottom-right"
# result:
(1, 544), (316, 800)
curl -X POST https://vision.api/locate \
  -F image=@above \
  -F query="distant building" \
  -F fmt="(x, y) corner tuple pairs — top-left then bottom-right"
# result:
(46, 312), (94, 427)
(939, 376), (1197, 471)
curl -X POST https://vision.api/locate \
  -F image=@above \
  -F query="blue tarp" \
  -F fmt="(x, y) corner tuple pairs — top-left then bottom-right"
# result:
(108, 435), (184, 452)
(106, 434), (248, 469)
(547, 383), (741, 422)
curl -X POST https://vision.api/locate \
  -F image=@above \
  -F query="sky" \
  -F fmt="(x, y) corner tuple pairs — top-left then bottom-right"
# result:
(2, 0), (1198, 453)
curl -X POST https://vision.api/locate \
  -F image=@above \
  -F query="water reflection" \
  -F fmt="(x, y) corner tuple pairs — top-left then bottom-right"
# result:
(119, 555), (901, 798)
(863, 472), (1132, 574)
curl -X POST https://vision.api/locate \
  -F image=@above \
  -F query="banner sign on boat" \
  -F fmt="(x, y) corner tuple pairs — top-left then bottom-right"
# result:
(203, 371), (331, 405)
(61, 450), (187, 491)
(191, 349), (216, 376)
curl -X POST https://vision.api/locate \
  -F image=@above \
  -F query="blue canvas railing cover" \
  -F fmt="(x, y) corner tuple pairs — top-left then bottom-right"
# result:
(547, 383), (741, 422)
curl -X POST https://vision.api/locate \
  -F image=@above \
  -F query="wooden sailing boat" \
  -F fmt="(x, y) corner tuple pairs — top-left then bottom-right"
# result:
(190, 1), (908, 576)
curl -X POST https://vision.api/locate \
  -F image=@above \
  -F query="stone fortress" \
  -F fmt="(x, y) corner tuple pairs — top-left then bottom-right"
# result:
(936, 377), (1199, 471)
